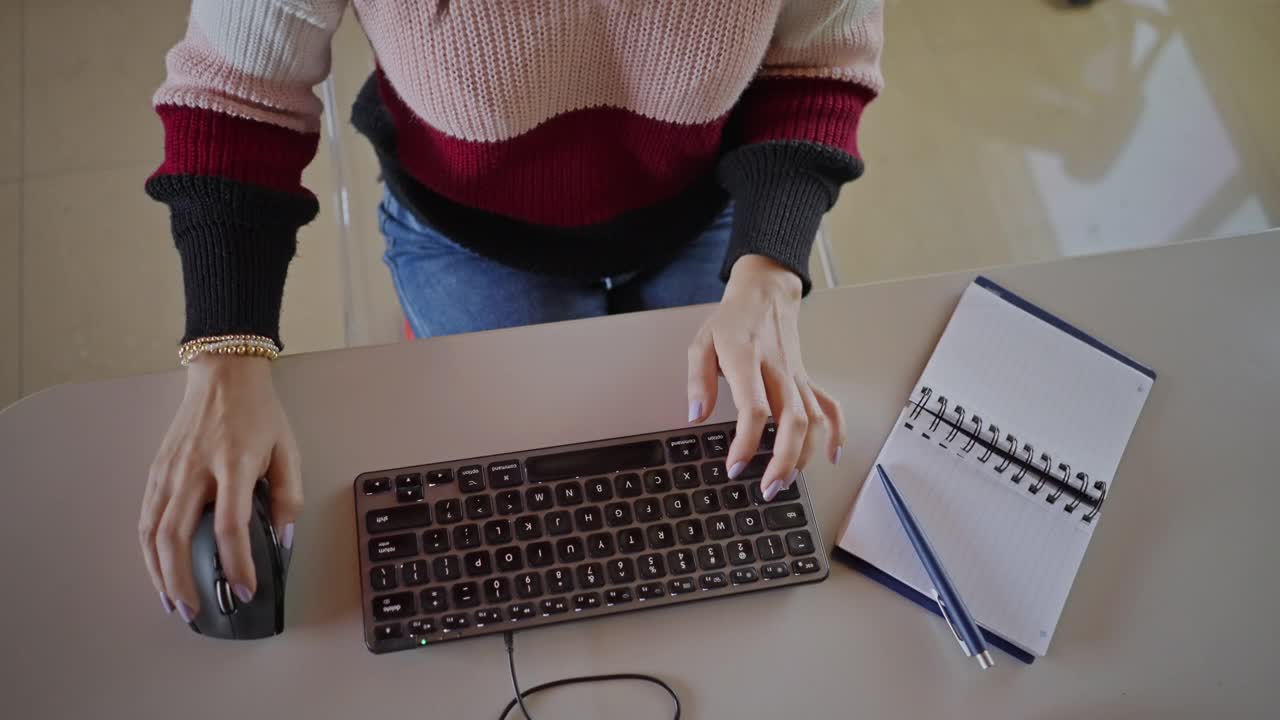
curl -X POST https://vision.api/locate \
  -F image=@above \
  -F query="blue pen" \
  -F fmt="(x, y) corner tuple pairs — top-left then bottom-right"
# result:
(876, 464), (994, 669)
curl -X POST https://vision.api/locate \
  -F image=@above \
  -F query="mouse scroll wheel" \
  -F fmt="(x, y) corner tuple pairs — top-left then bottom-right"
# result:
(214, 578), (238, 615)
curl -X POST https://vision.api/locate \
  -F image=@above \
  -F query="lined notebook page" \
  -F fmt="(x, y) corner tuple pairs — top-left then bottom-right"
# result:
(838, 279), (1154, 657)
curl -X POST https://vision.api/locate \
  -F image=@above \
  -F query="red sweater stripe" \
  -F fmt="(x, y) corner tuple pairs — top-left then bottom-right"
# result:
(732, 77), (875, 157)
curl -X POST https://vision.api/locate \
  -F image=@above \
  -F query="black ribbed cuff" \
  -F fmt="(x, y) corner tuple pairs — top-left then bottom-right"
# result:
(717, 141), (864, 294)
(145, 174), (318, 346)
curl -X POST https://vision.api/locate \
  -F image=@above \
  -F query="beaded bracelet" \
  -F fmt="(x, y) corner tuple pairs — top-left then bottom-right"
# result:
(178, 334), (281, 366)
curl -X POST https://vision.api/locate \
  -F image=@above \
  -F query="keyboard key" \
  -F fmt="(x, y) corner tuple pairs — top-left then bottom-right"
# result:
(556, 538), (585, 563)
(676, 519), (704, 545)
(585, 477), (613, 502)
(526, 486), (554, 511)
(556, 481), (584, 507)
(727, 540), (755, 566)
(464, 550), (493, 577)
(458, 465), (485, 493)
(408, 618), (436, 636)
(761, 562), (790, 580)
(699, 572), (728, 590)
(488, 460), (523, 489)
(792, 558), (821, 575)
(605, 502), (633, 527)
(756, 535), (785, 561)
(541, 597), (569, 615)
(495, 545), (523, 572)
(373, 592), (414, 621)
(546, 510), (572, 536)
(515, 572), (543, 599)
(663, 493), (692, 518)
(692, 489), (720, 514)
(465, 495), (493, 520)
(750, 479), (800, 504)
(369, 533), (417, 562)
(432, 555), (460, 581)
(667, 435), (702, 463)
(363, 477), (391, 494)
(395, 473), (422, 489)
(701, 431), (730, 458)
(706, 515), (734, 540)
(452, 582), (480, 608)
(646, 523), (675, 549)
(397, 486), (424, 503)
(453, 523), (480, 550)
(574, 506), (603, 531)
(672, 465), (699, 489)
(484, 519), (512, 545)
(639, 553), (667, 580)
(697, 544), (725, 570)
(367, 505), (431, 535)
(643, 469), (671, 494)
(370, 565), (397, 591)
(722, 486), (749, 509)
(574, 592), (602, 611)
(669, 578), (696, 595)
(375, 623), (403, 642)
(435, 499), (462, 524)
(496, 490), (523, 515)
(426, 469), (453, 485)
(484, 576), (512, 604)
(759, 423), (777, 450)
(786, 530), (815, 556)
(588, 532), (615, 558)
(422, 528), (450, 554)
(509, 602), (537, 620)
(731, 568), (759, 585)
(607, 557), (636, 584)
(638, 582), (666, 600)
(475, 608), (504, 625)
(617, 527), (645, 554)
(735, 510), (763, 535)
(527, 541), (554, 568)
(702, 461), (729, 485)
(634, 497), (663, 522)
(442, 613), (470, 631)
(420, 587), (448, 612)
(401, 559), (429, 586)
(514, 514), (543, 540)
(606, 588), (633, 605)
(577, 562), (605, 589)
(545, 567), (574, 594)
(614, 473), (642, 498)
(739, 454), (772, 480)
(763, 504), (807, 530)
(667, 549), (697, 575)
(525, 441), (665, 483)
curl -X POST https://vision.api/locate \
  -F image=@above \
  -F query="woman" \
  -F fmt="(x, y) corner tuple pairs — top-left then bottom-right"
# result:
(141, 1), (883, 622)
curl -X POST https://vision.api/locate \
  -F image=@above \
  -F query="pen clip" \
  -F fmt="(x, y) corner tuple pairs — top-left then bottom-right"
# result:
(932, 589), (972, 656)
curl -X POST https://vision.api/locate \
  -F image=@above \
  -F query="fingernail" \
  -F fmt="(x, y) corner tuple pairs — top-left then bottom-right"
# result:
(176, 601), (195, 624)
(833, 445), (843, 465)
(280, 523), (295, 550)
(727, 461), (746, 480)
(688, 400), (702, 423)
(762, 480), (780, 502)
(233, 584), (254, 603)
(159, 592), (174, 615)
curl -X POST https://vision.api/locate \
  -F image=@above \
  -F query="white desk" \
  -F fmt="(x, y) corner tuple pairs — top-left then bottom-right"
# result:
(2, 231), (1277, 718)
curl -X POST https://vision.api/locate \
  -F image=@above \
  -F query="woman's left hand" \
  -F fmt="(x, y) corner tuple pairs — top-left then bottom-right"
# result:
(687, 254), (845, 500)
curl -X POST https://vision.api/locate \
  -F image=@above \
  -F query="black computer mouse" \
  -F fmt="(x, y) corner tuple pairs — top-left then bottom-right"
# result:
(188, 479), (287, 639)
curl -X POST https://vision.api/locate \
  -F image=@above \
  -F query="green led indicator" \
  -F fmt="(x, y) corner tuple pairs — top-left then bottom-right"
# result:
(419, 639), (428, 646)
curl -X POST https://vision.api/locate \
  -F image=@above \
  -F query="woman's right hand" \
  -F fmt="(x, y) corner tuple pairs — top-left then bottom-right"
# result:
(139, 354), (302, 622)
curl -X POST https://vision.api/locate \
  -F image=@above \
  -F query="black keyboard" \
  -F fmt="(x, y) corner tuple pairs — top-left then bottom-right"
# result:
(353, 422), (829, 653)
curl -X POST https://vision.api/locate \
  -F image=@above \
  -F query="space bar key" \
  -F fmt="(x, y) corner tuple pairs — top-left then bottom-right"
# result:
(525, 441), (665, 483)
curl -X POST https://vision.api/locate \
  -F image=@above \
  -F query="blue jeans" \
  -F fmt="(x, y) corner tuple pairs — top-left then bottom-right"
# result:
(379, 190), (731, 338)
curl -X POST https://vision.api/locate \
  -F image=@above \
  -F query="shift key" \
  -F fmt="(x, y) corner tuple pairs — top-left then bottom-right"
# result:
(366, 505), (431, 534)
(763, 504), (807, 530)
(368, 533), (418, 561)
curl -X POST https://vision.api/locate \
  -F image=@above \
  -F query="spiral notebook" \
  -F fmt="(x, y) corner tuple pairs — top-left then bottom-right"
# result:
(836, 276), (1155, 662)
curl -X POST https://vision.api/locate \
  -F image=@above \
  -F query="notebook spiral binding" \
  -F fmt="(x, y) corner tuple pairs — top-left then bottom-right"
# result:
(904, 386), (1108, 524)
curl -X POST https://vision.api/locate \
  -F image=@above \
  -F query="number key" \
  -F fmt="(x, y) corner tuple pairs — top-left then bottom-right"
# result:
(727, 540), (755, 566)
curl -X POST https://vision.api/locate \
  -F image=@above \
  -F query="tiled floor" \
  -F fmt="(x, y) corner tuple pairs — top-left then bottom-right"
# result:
(2, 0), (1278, 408)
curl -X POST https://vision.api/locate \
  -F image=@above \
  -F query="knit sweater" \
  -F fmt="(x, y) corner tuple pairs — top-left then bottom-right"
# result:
(147, 1), (885, 346)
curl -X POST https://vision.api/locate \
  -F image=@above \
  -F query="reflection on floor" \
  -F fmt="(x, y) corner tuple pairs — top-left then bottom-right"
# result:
(2, 0), (1278, 406)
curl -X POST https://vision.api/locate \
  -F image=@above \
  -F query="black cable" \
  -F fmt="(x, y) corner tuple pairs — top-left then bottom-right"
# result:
(501, 631), (681, 720)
